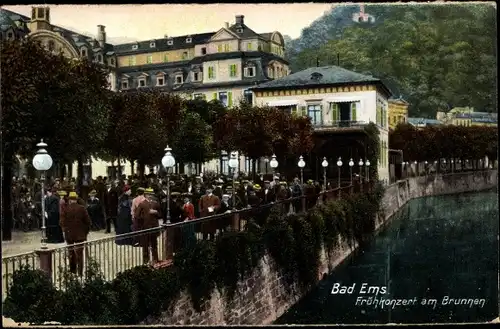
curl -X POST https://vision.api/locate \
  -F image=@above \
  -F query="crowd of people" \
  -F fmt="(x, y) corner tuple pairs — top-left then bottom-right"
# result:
(10, 172), (328, 272)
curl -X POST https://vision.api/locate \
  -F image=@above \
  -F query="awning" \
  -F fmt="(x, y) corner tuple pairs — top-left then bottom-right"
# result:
(324, 97), (363, 103)
(267, 100), (299, 107)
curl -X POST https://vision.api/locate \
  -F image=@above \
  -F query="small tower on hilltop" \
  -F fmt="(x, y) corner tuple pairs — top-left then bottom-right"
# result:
(30, 6), (52, 32)
(352, 4), (376, 24)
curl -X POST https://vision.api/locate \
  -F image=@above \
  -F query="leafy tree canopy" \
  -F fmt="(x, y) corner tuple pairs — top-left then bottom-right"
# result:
(289, 4), (496, 118)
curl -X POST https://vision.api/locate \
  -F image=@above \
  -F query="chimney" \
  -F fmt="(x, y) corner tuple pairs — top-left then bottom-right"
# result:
(97, 25), (106, 47)
(225, 22), (229, 29)
(235, 15), (244, 25)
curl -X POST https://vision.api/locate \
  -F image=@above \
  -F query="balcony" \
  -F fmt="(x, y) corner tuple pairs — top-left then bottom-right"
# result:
(313, 120), (369, 134)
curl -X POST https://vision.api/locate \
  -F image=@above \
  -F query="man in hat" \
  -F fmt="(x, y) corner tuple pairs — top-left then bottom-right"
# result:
(87, 189), (105, 230)
(131, 187), (146, 230)
(105, 181), (120, 234)
(134, 188), (162, 264)
(236, 181), (248, 209)
(214, 180), (224, 199)
(182, 193), (196, 221)
(199, 187), (221, 240)
(45, 187), (65, 243)
(168, 192), (183, 223)
(248, 185), (262, 208)
(291, 178), (303, 213)
(261, 180), (276, 204)
(305, 179), (317, 210)
(60, 191), (91, 276)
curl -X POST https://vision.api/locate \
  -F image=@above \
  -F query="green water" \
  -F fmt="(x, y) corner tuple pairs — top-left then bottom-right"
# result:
(275, 191), (499, 324)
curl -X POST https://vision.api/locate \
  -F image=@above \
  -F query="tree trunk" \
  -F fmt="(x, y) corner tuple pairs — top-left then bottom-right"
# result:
(179, 161), (185, 174)
(77, 158), (84, 192)
(117, 155), (123, 177)
(2, 152), (14, 241)
(252, 158), (257, 180)
(130, 160), (135, 176)
(138, 162), (146, 181)
(68, 162), (73, 178)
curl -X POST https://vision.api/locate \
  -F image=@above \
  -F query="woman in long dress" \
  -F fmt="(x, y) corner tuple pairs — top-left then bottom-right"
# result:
(115, 186), (134, 246)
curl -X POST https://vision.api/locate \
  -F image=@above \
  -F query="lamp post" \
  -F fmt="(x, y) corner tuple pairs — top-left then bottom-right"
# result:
(228, 152), (239, 207)
(451, 159), (454, 174)
(424, 160), (428, 176)
(336, 157), (343, 196)
(348, 158), (354, 185)
(442, 159), (446, 173)
(298, 155), (305, 185)
(32, 139), (53, 249)
(270, 154), (278, 176)
(161, 146), (176, 224)
(414, 160), (418, 177)
(358, 159), (364, 191)
(366, 159), (370, 182)
(321, 157), (328, 191)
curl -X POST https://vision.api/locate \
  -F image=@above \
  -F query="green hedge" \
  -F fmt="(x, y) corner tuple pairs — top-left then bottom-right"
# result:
(3, 183), (384, 325)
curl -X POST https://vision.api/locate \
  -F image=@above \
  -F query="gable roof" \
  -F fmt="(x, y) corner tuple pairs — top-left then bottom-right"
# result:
(251, 65), (389, 94)
(114, 32), (215, 54)
(228, 22), (260, 39)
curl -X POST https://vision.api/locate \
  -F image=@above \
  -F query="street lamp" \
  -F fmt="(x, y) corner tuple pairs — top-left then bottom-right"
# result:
(321, 157), (328, 191)
(298, 155), (306, 185)
(228, 152), (239, 207)
(365, 159), (370, 182)
(336, 157), (343, 195)
(442, 159), (447, 173)
(161, 146), (176, 224)
(270, 154), (278, 175)
(348, 158), (354, 185)
(32, 139), (53, 249)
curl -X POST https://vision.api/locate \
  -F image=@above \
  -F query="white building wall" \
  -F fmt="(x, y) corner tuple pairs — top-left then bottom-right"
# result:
(203, 58), (242, 84)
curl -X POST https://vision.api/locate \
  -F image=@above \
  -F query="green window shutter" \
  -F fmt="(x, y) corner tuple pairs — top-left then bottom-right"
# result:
(376, 107), (381, 125)
(203, 94), (207, 100)
(351, 102), (357, 121)
(213, 92), (217, 100)
(228, 91), (233, 107)
(217, 45), (222, 52)
(188, 94), (192, 100)
(225, 44), (229, 52)
(291, 106), (297, 116)
(300, 106), (307, 116)
(331, 103), (338, 122)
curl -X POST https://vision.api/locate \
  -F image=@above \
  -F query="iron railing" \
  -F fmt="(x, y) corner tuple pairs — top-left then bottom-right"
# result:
(1, 183), (364, 294)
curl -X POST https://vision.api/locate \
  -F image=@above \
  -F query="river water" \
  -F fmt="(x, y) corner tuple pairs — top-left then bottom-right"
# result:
(275, 190), (498, 324)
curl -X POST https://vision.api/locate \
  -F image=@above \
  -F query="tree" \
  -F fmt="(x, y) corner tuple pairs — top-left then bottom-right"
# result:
(171, 111), (214, 166)
(1, 39), (111, 240)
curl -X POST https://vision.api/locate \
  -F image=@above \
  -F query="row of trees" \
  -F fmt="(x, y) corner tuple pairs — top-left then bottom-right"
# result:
(1, 39), (314, 240)
(389, 124), (498, 162)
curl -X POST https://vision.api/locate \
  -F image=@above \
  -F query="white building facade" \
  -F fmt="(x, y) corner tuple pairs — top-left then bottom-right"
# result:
(251, 66), (391, 182)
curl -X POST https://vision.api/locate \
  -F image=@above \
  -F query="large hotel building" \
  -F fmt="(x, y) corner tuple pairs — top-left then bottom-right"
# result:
(1, 7), (290, 177)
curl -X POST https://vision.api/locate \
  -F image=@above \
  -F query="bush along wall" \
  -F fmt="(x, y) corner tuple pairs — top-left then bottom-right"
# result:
(3, 183), (385, 325)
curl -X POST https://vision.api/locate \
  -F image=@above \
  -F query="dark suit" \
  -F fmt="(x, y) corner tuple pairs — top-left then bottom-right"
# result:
(60, 202), (91, 275)
(105, 187), (119, 233)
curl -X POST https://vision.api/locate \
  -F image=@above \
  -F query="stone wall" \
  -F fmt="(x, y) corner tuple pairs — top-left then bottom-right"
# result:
(143, 170), (497, 326)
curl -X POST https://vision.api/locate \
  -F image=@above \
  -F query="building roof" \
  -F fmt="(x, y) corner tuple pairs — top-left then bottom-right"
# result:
(408, 117), (442, 126)
(251, 65), (391, 95)
(113, 32), (215, 55)
(388, 96), (409, 104)
(228, 22), (261, 39)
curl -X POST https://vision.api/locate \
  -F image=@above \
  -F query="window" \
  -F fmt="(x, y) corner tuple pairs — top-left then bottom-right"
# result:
(224, 44), (229, 52)
(110, 58), (115, 66)
(217, 44), (223, 52)
(246, 43), (252, 51)
(132, 44), (138, 50)
(81, 48), (87, 57)
(307, 104), (323, 126)
(97, 54), (103, 63)
(208, 66), (215, 79)
(229, 64), (237, 77)
(194, 93), (204, 99)
(167, 39), (173, 45)
(156, 77), (165, 86)
(276, 105), (298, 116)
(121, 81), (129, 89)
(243, 90), (253, 105)
(267, 67), (274, 78)
(237, 28), (243, 34)
(193, 72), (201, 81)
(37, 8), (44, 18)
(201, 47), (207, 55)
(182, 51), (188, 60)
(163, 54), (168, 62)
(128, 56), (136, 66)
(218, 92), (228, 107)
(244, 66), (255, 77)
(147, 55), (152, 64)
(7, 31), (14, 39)
(150, 42), (156, 48)
(138, 78), (146, 87)
(186, 37), (192, 43)
(47, 40), (55, 51)
(175, 74), (183, 84)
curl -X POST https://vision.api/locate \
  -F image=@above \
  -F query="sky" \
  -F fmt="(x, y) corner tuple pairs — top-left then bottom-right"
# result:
(3, 4), (333, 44)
